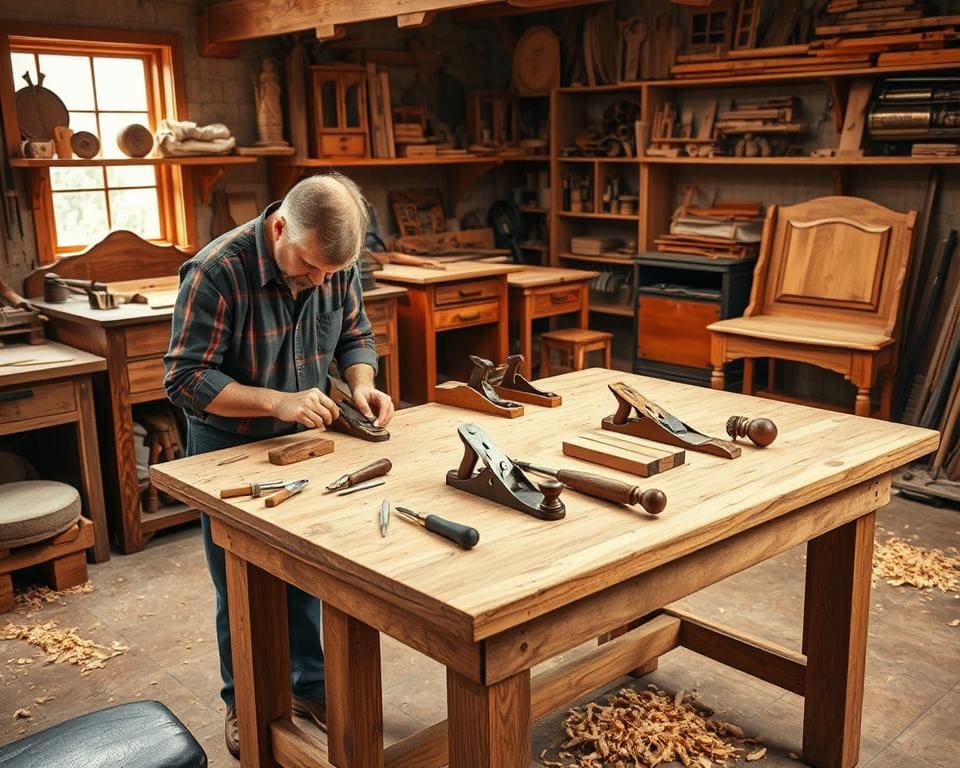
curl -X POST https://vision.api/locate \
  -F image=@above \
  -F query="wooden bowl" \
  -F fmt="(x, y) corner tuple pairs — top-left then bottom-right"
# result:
(70, 131), (100, 159)
(116, 123), (154, 158)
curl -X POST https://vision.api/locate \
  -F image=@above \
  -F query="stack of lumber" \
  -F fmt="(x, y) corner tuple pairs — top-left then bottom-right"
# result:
(366, 64), (396, 158)
(391, 228), (508, 259)
(657, 198), (764, 260)
(645, 101), (718, 158)
(911, 143), (960, 157)
(715, 97), (806, 135)
(570, 236), (625, 256)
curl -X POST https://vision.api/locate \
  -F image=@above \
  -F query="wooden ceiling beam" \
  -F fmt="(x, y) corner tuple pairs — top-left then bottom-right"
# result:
(451, 0), (606, 22)
(206, 0), (501, 43)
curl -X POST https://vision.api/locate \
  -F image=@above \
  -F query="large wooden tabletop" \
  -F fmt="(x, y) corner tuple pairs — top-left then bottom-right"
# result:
(150, 369), (936, 768)
(371, 261), (523, 285)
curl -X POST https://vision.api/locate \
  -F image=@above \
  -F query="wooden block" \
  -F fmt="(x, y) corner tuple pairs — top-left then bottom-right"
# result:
(0, 573), (12, 613)
(837, 78), (873, 157)
(268, 437), (335, 465)
(41, 551), (87, 591)
(563, 430), (685, 477)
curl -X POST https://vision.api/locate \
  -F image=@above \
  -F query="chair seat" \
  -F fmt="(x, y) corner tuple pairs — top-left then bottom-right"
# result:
(0, 701), (206, 768)
(0, 481), (81, 550)
(541, 328), (613, 345)
(708, 315), (893, 352)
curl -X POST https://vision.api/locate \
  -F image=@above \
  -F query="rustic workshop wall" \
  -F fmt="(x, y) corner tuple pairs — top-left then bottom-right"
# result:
(0, 0), (268, 289)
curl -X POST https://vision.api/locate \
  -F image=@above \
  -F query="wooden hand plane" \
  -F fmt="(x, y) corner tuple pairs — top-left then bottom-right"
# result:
(327, 378), (390, 442)
(446, 423), (565, 520)
(434, 356), (524, 418)
(489, 354), (562, 407)
(602, 381), (740, 459)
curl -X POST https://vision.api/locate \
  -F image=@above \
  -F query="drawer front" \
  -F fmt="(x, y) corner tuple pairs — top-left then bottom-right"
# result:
(371, 320), (394, 348)
(532, 287), (582, 316)
(320, 133), (365, 157)
(0, 380), (76, 424)
(125, 323), (171, 358)
(127, 357), (165, 395)
(434, 279), (500, 307)
(434, 300), (501, 331)
(637, 296), (719, 369)
(364, 301), (390, 325)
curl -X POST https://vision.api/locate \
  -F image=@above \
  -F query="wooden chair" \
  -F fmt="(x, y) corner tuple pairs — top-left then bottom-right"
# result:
(708, 196), (916, 418)
(540, 328), (613, 376)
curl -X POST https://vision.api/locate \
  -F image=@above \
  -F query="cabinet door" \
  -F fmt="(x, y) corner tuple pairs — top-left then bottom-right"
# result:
(637, 296), (719, 368)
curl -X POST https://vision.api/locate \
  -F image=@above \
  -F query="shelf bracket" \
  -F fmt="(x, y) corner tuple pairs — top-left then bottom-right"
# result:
(267, 162), (308, 199)
(195, 166), (226, 205)
(397, 11), (436, 28)
(447, 160), (500, 212)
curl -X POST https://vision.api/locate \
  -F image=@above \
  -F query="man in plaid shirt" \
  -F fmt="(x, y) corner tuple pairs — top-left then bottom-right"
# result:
(164, 173), (393, 759)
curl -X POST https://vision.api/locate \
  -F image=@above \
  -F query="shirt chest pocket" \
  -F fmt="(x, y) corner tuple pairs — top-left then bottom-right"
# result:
(317, 307), (343, 354)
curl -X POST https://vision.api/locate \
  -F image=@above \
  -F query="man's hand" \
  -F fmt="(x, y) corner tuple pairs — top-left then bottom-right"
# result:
(273, 388), (340, 429)
(351, 383), (395, 427)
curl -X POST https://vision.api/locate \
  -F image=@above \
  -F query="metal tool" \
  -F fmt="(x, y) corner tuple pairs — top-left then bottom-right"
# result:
(264, 479), (310, 508)
(395, 506), (479, 549)
(512, 459), (667, 515)
(379, 499), (390, 537)
(335, 477), (386, 496)
(216, 453), (249, 467)
(325, 458), (392, 492)
(445, 423), (565, 520)
(220, 479), (291, 499)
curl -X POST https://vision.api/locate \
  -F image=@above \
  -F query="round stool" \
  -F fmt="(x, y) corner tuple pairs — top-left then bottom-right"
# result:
(0, 481), (85, 613)
(540, 328), (613, 377)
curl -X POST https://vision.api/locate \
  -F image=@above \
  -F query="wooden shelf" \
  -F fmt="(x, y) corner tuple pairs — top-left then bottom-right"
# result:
(273, 155), (506, 167)
(9, 155), (257, 168)
(559, 211), (638, 221)
(590, 302), (634, 317)
(560, 253), (636, 266)
(559, 157), (638, 164)
(519, 242), (550, 251)
(641, 156), (960, 166)
(140, 502), (199, 536)
(518, 206), (549, 214)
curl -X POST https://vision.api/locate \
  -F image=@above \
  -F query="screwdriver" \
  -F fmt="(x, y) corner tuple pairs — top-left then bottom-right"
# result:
(395, 507), (479, 549)
(512, 460), (667, 515)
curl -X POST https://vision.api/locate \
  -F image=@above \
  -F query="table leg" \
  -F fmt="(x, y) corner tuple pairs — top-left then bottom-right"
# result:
(578, 283), (590, 330)
(323, 603), (384, 767)
(447, 668), (530, 768)
(802, 512), (875, 768)
(75, 376), (109, 562)
(519, 295), (534, 380)
(225, 549), (291, 768)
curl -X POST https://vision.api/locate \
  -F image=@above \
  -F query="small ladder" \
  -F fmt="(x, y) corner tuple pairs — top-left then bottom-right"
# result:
(734, 0), (761, 49)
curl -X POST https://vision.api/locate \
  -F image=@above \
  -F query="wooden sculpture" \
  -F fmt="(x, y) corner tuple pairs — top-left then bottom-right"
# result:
(602, 381), (741, 459)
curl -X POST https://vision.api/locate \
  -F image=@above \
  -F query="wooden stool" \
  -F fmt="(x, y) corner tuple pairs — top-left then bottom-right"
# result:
(540, 328), (613, 376)
(0, 481), (93, 613)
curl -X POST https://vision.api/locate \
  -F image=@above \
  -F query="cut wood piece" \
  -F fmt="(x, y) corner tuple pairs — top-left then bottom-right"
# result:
(267, 437), (335, 465)
(563, 430), (686, 477)
(435, 381), (524, 418)
(837, 78), (873, 156)
(379, 71), (396, 158)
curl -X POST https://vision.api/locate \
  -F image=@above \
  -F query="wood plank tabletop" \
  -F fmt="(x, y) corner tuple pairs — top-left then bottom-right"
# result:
(507, 266), (599, 288)
(28, 296), (174, 327)
(363, 284), (408, 300)
(150, 369), (938, 643)
(0, 341), (106, 386)
(372, 262), (524, 285)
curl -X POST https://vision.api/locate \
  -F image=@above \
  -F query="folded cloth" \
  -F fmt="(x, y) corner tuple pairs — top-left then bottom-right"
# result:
(156, 119), (236, 156)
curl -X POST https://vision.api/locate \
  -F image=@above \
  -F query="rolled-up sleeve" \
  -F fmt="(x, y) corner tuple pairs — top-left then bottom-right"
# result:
(335, 264), (380, 374)
(164, 265), (236, 415)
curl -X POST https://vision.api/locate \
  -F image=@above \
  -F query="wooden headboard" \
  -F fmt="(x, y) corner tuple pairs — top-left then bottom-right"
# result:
(23, 230), (192, 298)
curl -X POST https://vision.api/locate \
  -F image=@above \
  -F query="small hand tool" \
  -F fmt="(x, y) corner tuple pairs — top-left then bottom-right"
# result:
(395, 506), (479, 549)
(264, 479), (310, 508)
(335, 477), (386, 496)
(325, 458), (392, 492)
(216, 453), (248, 466)
(513, 460), (666, 515)
(220, 479), (291, 499)
(379, 499), (390, 537)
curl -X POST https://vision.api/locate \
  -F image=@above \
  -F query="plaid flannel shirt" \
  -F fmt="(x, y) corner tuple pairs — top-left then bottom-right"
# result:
(164, 201), (379, 437)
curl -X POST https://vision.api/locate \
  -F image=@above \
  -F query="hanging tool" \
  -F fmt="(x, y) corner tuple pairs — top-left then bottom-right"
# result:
(395, 506), (479, 549)
(325, 458), (392, 492)
(335, 477), (386, 496)
(379, 499), (390, 537)
(220, 479), (294, 499)
(512, 460), (667, 515)
(446, 423), (566, 520)
(264, 479), (310, 508)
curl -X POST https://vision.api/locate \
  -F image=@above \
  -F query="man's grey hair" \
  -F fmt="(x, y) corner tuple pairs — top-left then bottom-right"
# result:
(278, 172), (369, 267)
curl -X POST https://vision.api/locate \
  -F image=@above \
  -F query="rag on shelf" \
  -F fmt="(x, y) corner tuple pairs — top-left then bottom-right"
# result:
(155, 119), (236, 156)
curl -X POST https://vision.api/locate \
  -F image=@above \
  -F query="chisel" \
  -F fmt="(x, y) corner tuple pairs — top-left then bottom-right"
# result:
(512, 460), (667, 515)
(395, 507), (479, 549)
(325, 458), (392, 492)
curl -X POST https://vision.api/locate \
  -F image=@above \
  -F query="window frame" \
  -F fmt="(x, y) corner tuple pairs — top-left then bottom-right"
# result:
(0, 24), (196, 262)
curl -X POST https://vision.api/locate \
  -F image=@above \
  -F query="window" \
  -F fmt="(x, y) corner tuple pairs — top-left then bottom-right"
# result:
(1, 25), (194, 261)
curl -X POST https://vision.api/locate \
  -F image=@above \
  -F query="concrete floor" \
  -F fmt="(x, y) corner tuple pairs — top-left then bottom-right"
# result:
(1, 493), (957, 767)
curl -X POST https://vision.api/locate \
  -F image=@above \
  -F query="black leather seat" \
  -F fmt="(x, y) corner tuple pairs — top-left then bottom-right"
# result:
(0, 701), (206, 768)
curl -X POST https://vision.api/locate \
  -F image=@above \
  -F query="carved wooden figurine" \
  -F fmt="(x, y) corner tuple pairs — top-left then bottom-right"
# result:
(726, 416), (778, 447)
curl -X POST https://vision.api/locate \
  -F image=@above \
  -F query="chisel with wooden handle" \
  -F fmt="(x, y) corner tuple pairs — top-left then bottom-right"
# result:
(512, 460), (667, 515)
(325, 458), (392, 492)
(264, 479), (310, 508)
(220, 480), (288, 499)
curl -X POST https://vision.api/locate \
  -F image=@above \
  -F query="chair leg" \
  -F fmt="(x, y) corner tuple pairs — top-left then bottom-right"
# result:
(711, 365), (726, 390)
(742, 359), (755, 395)
(603, 340), (612, 369)
(880, 375), (894, 420)
(573, 345), (586, 371)
(855, 388), (871, 417)
(540, 344), (551, 378)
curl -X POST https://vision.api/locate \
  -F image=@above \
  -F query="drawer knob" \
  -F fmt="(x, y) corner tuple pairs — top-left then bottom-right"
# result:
(458, 288), (483, 298)
(549, 292), (573, 303)
(455, 312), (482, 322)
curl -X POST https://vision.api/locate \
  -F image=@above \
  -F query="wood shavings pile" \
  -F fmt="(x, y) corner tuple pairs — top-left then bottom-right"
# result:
(540, 685), (764, 767)
(1, 621), (127, 673)
(14, 583), (94, 615)
(873, 538), (959, 592)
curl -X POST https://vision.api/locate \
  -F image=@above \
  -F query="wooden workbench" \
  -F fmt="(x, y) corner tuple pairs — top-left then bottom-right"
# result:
(507, 266), (598, 379)
(0, 342), (109, 562)
(150, 368), (937, 768)
(373, 261), (524, 403)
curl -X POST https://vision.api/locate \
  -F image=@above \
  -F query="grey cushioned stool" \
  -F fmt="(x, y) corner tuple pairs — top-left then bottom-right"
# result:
(0, 701), (206, 768)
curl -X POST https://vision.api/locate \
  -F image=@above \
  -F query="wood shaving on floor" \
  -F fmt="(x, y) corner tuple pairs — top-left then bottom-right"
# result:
(1, 621), (127, 673)
(873, 537), (960, 592)
(14, 583), (95, 615)
(540, 685), (764, 767)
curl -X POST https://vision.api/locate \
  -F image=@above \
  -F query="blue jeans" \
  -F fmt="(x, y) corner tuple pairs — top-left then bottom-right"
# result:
(186, 418), (326, 708)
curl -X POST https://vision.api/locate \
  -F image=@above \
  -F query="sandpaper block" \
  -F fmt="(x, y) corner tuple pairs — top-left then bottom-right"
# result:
(268, 437), (335, 466)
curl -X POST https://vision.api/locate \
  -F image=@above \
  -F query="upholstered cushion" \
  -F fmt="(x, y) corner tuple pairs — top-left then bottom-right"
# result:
(0, 700), (207, 768)
(0, 481), (81, 549)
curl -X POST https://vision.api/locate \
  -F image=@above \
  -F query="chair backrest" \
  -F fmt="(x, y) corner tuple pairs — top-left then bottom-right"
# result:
(22, 230), (191, 298)
(745, 196), (917, 337)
